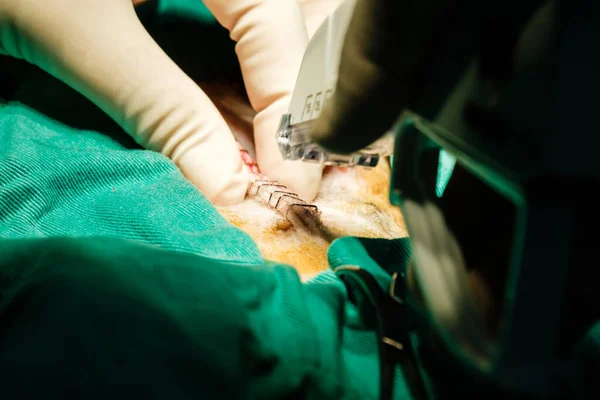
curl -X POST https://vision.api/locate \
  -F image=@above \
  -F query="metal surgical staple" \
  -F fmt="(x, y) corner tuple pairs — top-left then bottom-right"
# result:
(247, 179), (320, 223)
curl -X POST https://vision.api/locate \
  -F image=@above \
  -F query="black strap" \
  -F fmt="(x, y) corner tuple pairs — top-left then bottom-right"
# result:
(335, 266), (430, 400)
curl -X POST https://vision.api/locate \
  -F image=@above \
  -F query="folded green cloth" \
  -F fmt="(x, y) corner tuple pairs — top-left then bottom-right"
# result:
(0, 92), (417, 399)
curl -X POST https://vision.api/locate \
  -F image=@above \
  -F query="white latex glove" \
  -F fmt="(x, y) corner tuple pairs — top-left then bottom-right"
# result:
(0, 0), (323, 205)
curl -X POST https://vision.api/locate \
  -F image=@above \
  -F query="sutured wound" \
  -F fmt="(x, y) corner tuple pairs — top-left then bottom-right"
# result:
(238, 143), (337, 242)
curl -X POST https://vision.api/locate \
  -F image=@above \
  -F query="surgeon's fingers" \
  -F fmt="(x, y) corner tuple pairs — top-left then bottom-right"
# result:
(204, 0), (323, 202)
(311, 0), (452, 154)
(2, 0), (249, 205)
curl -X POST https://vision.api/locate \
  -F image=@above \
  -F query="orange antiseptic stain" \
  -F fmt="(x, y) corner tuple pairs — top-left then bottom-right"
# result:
(262, 220), (329, 274)
(222, 211), (331, 276)
(217, 208), (247, 230)
(261, 240), (330, 276)
(275, 219), (293, 231)
(357, 162), (392, 196)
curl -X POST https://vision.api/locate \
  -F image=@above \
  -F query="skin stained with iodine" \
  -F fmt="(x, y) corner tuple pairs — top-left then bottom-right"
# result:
(200, 81), (406, 280)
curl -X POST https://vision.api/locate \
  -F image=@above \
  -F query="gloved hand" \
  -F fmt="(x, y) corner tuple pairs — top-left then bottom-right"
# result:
(0, 0), (323, 205)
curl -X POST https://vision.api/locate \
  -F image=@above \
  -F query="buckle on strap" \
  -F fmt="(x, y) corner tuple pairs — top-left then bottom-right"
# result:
(335, 266), (429, 400)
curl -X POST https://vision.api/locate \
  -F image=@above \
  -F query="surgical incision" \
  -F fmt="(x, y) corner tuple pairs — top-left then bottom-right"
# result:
(239, 144), (336, 241)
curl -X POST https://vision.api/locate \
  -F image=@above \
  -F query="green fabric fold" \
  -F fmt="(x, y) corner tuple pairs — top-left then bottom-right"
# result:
(0, 101), (263, 264)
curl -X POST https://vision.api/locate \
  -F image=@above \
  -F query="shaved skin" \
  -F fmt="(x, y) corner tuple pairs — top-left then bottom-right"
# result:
(204, 80), (407, 279)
